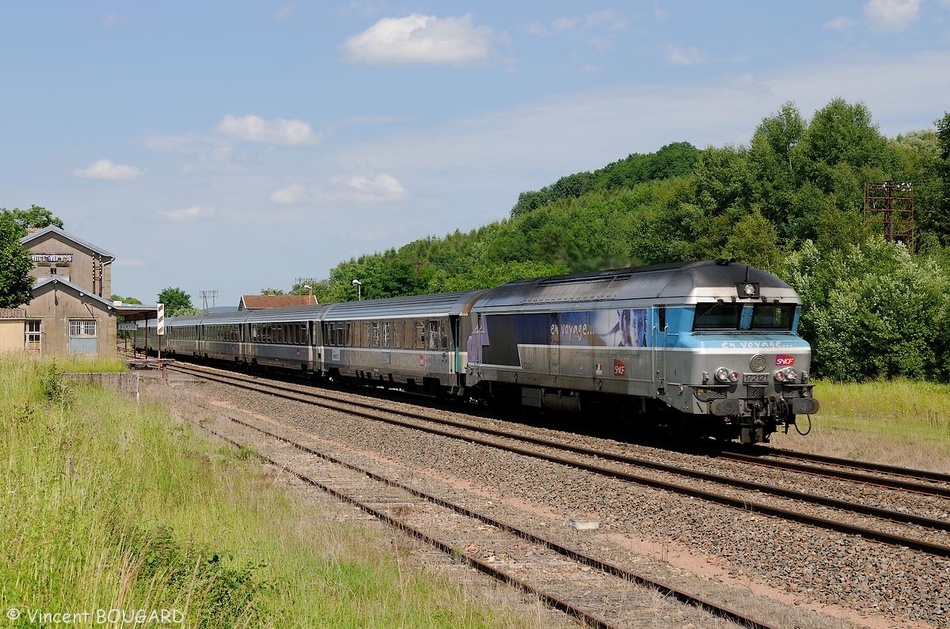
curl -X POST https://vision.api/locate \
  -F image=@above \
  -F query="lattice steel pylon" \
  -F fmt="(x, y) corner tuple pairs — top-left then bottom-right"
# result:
(200, 290), (218, 312)
(864, 182), (915, 251)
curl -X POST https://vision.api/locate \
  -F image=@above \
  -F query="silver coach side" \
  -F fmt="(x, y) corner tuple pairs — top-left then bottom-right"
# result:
(321, 291), (485, 395)
(244, 305), (328, 373)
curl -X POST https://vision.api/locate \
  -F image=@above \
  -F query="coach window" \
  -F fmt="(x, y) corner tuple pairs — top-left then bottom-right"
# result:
(413, 320), (424, 349)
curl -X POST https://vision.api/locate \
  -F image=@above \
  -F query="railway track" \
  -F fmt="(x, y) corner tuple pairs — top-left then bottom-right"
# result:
(199, 406), (778, 628)
(702, 447), (950, 498)
(169, 361), (950, 559)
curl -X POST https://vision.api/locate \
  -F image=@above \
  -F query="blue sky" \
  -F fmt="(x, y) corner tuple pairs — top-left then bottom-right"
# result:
(3, 1), (949, 307)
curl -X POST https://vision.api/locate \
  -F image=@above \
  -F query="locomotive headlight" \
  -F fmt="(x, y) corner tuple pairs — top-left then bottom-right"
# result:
(735, 282), (760, 299)
(774, 367), (798, 383)
(715, 367), (739, 383)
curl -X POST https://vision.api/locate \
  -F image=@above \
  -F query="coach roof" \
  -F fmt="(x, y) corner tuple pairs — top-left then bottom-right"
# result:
(322, 290), (485, 321)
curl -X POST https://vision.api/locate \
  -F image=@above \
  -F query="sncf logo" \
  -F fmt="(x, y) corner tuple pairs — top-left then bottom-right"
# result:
(776, 355), (796, 366)
(614, 360), (626, 376)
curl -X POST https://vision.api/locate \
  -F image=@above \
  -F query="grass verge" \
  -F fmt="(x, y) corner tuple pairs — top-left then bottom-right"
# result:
(0, 356), (536, 628)
(771, 379), (950, 471)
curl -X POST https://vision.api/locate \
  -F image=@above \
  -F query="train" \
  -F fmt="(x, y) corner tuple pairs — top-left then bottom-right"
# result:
(135, 260), (819, 444)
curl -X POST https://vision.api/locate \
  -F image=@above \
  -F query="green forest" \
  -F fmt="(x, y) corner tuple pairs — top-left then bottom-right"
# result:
(303, 98), (950, 383)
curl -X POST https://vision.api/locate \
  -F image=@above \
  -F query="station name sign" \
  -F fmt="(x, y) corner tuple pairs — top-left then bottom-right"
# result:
(31, 253), (73, 263)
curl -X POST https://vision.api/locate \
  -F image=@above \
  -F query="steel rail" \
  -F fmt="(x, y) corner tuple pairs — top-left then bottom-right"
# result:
(704, 449), (950, 499)
(750, 446), (950, 485)
(170, 363), (950, 557)
(201, 416), (780, 629)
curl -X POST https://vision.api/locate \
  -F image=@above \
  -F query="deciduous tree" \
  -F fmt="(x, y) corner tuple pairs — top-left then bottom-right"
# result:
(157, 287), (194, 316)
(0, 213), (34, 308)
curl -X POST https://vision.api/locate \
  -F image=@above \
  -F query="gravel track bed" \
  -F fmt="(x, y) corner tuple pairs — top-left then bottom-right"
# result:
(219, 416), (747, 629)
(184, 368), (950, 525)
(182, 377), (949, 627)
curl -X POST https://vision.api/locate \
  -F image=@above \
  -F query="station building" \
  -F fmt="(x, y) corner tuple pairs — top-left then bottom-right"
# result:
(0, 226), (153, 358)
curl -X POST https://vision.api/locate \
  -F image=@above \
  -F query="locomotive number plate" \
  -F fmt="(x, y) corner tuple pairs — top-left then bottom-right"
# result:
(742, 373), (769, 383)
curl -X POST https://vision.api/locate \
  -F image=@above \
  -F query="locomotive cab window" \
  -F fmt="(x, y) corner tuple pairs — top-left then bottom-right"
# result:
(751, 304), (796, 330)
(693, 303), (741, 330)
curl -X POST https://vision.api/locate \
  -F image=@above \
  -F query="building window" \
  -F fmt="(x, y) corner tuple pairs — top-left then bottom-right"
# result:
(25, 321), (41, 355)
(69, 320), (97, 337)
(50, 267), (57, 275)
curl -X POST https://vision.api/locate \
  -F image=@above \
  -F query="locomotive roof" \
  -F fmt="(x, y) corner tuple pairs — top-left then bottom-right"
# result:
(473, 260), (797, 309)
(322, 290), (485, 321)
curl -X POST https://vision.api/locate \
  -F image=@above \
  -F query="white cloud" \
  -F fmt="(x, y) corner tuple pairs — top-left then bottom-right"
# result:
(270, 184), (306, 204)
(72, 159), (142, 180)
(342, 14), (497, 65)
(271, 175), (406, 205)
(530, 11), (631, 37)
(332, 174), (406, 203)
(216, 114), (319, 146)
(824, 16), (855, 30)
(159, 205), (220, 221)
(526, 23), (547, 36)
(101, 14), (128, 27)
(864, 0), (920, 31)
(666, 45), (709, 66)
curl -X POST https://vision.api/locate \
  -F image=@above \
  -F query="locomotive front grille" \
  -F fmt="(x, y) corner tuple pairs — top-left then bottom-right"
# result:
(746, 385), (766, 399)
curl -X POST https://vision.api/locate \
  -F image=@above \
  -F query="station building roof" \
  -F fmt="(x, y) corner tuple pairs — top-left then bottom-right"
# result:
(239, 294), (318, 310)
(21, 225), (115, 262)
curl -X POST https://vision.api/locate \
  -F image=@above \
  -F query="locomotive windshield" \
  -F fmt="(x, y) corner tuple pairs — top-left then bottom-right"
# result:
(751, 303), (796, 330)
(693, 303), (741, 329)
(693, 302), (797, 331)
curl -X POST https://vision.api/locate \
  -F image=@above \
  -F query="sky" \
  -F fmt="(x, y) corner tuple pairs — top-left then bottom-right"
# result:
(2, 0), (950, 308)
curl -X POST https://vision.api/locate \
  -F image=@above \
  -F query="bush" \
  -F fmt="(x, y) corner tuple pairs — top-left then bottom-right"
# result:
(783, 238), (950, 381)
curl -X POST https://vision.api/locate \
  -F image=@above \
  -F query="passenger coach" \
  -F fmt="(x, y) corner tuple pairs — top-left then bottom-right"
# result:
(320, 291), (484, 395)
(138, 260), (818, 444)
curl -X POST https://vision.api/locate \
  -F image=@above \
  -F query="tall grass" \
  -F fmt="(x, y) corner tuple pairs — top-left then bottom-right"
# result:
(54, 354), (129, 373)
(0, 356), (535, 627)
(772, 379), (950, 471)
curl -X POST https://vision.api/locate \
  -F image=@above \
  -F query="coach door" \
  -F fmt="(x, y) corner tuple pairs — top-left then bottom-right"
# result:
(651, 307), (668, 395)
(550, 313), (560, 377)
